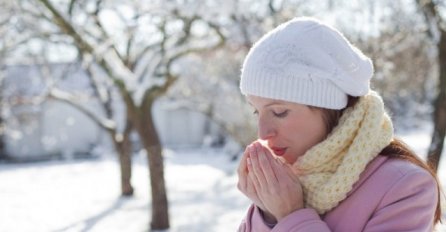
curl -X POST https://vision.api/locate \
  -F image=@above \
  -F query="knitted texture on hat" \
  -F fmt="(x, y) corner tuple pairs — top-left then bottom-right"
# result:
(293, 91), (393, 214)
(240, 17), (374, 110)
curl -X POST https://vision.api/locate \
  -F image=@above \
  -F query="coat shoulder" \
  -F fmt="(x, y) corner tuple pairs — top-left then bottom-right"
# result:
(353, 155), (434, 193)
(324, 155), (438, 231)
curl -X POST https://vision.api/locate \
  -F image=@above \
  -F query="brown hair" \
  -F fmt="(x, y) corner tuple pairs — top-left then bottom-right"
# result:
(313, 96), (442, 224)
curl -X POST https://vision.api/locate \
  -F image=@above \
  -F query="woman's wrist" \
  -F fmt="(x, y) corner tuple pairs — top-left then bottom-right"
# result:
(276, 205), (305, 221)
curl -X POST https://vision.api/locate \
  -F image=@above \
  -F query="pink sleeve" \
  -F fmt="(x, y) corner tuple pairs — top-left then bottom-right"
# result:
(363, 169), (438, 232)
(238, 205), (331, 232)
(238, 205), (272, 232)
(271, 208), (331, 231)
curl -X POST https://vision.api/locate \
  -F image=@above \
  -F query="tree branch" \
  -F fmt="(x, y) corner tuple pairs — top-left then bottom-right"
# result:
(48, 88), (116, 132)
(89, 0), (126, 62)
(165, 19), (225, 66)
(83, 64), (114, 118)
(37, 0), (95, 54)
(38, 0), (133, 99)
(68, 0), (76, 17)
(138, 18), (225, 108)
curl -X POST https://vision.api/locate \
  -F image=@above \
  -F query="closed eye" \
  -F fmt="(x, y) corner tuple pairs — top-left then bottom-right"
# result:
(273, 110), (289, 118)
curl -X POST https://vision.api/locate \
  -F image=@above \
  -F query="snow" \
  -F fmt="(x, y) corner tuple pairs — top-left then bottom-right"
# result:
(0, 148), (249, 232)
(0, 131), (445, 232)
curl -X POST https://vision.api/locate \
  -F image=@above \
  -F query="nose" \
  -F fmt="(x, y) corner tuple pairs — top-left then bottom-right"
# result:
(257, 116), (276, 140)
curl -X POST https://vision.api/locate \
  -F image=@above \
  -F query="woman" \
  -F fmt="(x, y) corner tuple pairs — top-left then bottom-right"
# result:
(237, 17), (441, 231)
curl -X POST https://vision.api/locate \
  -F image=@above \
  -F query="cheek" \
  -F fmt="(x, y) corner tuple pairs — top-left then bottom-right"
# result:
(286, 118), (326, 141)
(282, 115), (327, 160)
(303, 117), (327, 145)
(309, 118), (328, 142)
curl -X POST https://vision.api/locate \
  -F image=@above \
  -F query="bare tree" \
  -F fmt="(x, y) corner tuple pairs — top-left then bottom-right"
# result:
(415, 0), (446, 172)
(16, 0), (225, 229)
(43, 63), (137, 195)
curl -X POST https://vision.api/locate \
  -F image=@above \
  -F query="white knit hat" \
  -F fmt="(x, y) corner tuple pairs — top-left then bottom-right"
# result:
(240, 17), (374, 109)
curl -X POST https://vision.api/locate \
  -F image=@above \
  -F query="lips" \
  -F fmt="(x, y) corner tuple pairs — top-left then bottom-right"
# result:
(271, 147), (287, 156)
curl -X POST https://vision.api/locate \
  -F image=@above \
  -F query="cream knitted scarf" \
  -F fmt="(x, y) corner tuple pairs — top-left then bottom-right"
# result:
(293, 91), (394, 214)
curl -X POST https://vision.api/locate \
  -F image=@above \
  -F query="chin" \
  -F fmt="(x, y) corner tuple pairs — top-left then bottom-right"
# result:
(283, 153), (299, 164)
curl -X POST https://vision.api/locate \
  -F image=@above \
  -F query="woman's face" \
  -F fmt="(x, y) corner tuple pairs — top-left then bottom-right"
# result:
(247, 95), (328, 164)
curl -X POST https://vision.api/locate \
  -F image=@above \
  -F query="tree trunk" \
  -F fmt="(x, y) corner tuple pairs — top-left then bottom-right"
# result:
(427, 30), (446, 172)
(110, 118), (134, 196)
(136, 104), (169, 230)
(112, 135), (134, 196)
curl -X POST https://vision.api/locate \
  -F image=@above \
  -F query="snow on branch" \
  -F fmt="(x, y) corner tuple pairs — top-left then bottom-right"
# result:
(48, 88), (116, 131)
(38, 0), (227, 109)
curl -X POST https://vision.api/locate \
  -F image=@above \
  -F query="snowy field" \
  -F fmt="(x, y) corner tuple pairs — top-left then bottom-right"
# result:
(0, 129), (445, 232)
(0, 148), (250, 232)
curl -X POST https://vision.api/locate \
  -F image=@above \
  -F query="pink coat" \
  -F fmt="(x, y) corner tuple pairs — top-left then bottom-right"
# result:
(238, 155), (438, 232)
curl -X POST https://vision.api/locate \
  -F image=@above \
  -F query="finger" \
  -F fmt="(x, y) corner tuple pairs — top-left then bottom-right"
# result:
(237, 170), (248, 192)
(282, 163), (300, 182)
(246, 167), (257, 193)
(249, 144), (268, 190)
(237, 145), (252, 176)
(246, 175), (264, 208)
(247, 156), (262, 191)
(255, 143), (279, 186)
(272, 159), (299, 184)
(237, 145), (254, 191)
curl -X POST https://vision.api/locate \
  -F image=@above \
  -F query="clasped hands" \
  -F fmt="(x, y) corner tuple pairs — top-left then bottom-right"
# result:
(237, 141), (304, 224)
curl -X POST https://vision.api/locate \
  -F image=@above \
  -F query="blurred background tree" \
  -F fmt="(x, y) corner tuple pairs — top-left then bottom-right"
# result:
(415, 0), (446, 172)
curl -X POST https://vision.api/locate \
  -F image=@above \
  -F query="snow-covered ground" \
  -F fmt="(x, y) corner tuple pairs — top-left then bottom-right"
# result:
(0, 148), (249, 232)
(0, 129), (445, 232)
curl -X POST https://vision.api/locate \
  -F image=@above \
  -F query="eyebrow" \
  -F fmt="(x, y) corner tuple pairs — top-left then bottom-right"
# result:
(264, 101), (286, 108)
(254, 101), (287, 110)
(247, 99), (287, 108)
